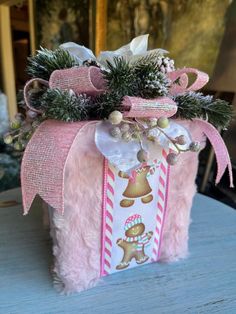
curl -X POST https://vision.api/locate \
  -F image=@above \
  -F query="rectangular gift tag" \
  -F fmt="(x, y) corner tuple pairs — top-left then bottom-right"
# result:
(101, 148), (170, 276)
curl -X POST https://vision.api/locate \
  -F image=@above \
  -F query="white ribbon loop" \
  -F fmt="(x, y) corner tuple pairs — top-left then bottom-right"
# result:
(61, 35), (168, 68)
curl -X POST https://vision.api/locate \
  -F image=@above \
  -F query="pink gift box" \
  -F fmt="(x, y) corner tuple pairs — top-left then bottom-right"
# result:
(21, 119), (205, 294)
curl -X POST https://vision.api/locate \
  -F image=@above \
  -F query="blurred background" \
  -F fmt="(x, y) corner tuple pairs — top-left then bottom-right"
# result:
(0, 0), (236, 206)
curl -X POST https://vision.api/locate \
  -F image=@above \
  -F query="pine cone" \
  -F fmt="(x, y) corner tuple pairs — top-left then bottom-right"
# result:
(140, 72), (170, 98)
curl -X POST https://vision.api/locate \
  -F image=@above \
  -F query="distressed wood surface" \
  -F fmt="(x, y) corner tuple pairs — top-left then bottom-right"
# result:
(0, 188), (235, 314)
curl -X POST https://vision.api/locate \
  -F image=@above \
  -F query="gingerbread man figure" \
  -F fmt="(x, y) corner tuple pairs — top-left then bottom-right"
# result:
(119, 165), (153, 207)
(116, 214), (153, 270)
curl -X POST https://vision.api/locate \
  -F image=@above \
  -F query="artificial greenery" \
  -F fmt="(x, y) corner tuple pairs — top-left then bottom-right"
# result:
(175, 92), (233, 128)
(102, 58), (136, 97)
(41, 89), (90, 122)
(139, 72), (170, 98)
(91, 92), (123, 119)
(133, 55), (171, 98)
(102, 55), (171, 99)
(27, 48), (80, 80)
(24, 47), (233, 129)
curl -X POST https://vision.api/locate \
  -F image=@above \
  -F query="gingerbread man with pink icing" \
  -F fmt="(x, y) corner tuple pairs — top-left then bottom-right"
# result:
(116, 214), (153, 270)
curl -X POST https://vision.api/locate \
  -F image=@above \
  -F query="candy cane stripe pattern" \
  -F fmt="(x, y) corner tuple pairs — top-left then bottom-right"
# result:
(152, 148), (170, 261)
(102, 160), (115, 275)
(101, 149), (170, 275)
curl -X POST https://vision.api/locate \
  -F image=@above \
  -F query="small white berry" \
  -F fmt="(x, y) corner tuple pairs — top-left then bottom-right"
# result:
(3, 133), (13, 145)
(137, 149), (149, 163)
(176, 135), (186, 145)
(148, 118), (158, 127)
(122, 131), (132, 142)
(157, 117), (169, 129)
(166, 153), (178, 165)
(108, 111), (123, 125)
(110, 126), (121, 138)
(120, 123), (130, 133)
(11, 119), (21, 130)
(27, 110), (38, 119)
(189, 141), (201, 152)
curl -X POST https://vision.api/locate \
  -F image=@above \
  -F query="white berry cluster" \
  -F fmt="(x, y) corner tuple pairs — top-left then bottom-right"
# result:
(144, 72), (170, 96)
(156, 56), (175, 74)
(107, 110), (201, 166)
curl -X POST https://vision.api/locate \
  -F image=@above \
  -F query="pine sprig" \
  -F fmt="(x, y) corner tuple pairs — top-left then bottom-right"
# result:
(132, 53), (162, 72)
(174, 92), (203, 120)
(41, 89), (91, 122)
(102, 56), (171, 99)
(102, 57), (137, 96)
(202, 99), (233, 129)
(138, 72), (170, 98)
(175, 92), (233, 128)
(91, 92), (123, 119)
(24, 47), (233, 129)
(133, 55), (171, 98)
(27, 48), (80, 80)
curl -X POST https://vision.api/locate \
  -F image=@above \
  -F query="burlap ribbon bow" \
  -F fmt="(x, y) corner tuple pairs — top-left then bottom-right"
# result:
(21, 38), (233, 215)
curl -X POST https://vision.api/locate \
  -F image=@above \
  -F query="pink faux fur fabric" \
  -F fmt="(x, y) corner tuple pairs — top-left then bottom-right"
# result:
(49, 120), (205, 293)
(159, 120), (205, 262)
(51, 122), (104, 293)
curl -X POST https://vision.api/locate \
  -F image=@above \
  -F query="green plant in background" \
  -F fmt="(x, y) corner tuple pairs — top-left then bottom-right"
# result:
(0, 139), (21, 192)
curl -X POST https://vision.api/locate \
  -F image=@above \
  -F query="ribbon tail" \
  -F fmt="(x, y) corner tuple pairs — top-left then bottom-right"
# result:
(21, 120), (90, 215)
(193, 119), (234, 188)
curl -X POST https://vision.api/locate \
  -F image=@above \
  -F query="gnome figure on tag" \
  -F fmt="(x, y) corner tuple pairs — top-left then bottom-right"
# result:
(116, 214), (153, 270)
(119, 165), (154, 207)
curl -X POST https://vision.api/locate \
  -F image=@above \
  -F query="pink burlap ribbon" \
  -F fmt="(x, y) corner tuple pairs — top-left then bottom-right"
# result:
(23, 67), (106, 113)
(21, 118), (233, 215)
(21, 120), (89, 215)
(168, 68), (209, 96)
(24, 66), (178, 117)
(121, 68), (209, 116)
(24, 78), (49, 114)
(21, 66), (233, 214)
(122, 96), (177, 118)
(23, 66), (209, 117)
(193, 119), (233, 188)
(49, 66), (106, 95)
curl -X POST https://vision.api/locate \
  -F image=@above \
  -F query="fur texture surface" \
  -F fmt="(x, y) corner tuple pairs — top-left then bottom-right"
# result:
(159, 120), (205, 262)
(51, 122), (104, 293)
(50, 120), (205, 293)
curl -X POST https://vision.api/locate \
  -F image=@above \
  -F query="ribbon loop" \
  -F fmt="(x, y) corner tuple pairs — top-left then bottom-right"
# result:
(23, 78), (49, 113)
(122, 96), (177, 118)
(168, 68), (209, 95)
(49, 66), (106, 95)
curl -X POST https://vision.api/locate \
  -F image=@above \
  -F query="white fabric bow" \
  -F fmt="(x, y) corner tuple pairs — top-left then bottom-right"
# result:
(60, 34), (167, 67)
(95, 121), (192, 173)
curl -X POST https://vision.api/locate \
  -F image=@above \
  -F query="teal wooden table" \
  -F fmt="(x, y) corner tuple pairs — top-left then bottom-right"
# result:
(0, 188), (236, 314)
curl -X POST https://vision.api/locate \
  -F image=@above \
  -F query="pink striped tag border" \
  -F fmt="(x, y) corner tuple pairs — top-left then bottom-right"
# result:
(101, 149), (170, 275)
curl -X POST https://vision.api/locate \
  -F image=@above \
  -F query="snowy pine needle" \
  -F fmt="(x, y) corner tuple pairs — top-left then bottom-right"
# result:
(41, 89), (90, 122)
(27, 48), (80, 80)
(175, 92), (233, 128)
